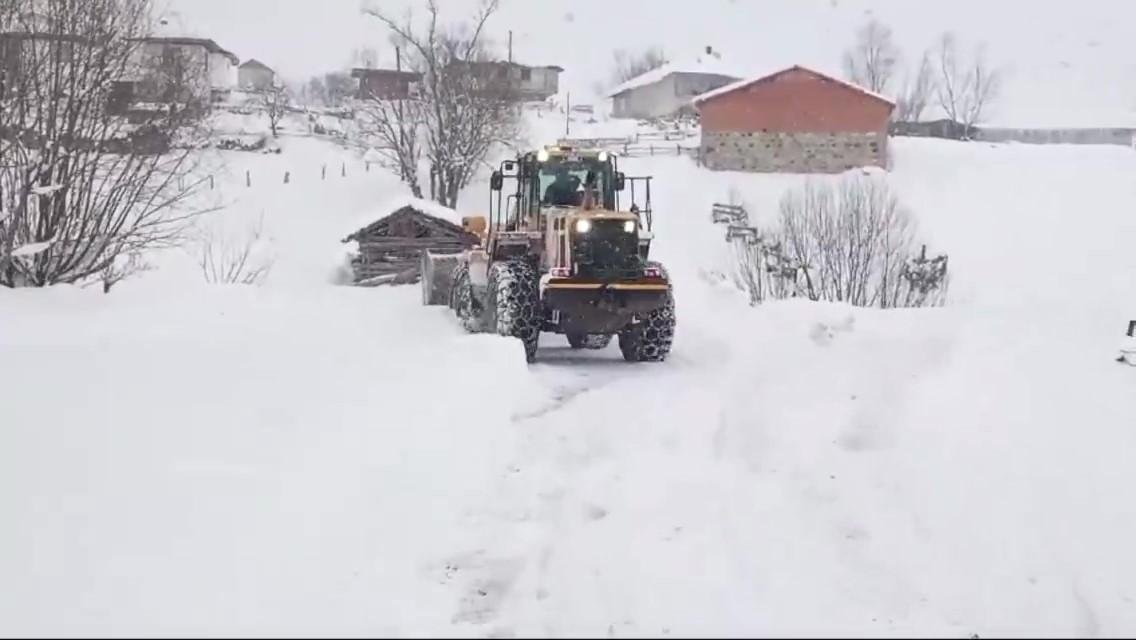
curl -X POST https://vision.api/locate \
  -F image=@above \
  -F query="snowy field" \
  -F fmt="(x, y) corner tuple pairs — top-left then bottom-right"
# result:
(3, 126), (1136, 636)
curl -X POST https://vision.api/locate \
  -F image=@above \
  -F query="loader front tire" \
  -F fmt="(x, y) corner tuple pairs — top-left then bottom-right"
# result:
(567, 333), (613, 350)
(487, 260), (541, 362)
(619, 261), (675, 362)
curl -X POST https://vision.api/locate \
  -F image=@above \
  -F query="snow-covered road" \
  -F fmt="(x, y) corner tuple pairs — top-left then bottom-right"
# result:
(3, 137), (1136, 636)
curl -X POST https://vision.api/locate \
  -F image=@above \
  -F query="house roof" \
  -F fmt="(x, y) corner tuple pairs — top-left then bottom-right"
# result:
(134, 36), (238, 65)
(351, 67), (422, 80)
(693, 65), (896, 107)
(461, 60), (564, 72)
(606, 49), (740, 98)
(240, 58), (274, 73)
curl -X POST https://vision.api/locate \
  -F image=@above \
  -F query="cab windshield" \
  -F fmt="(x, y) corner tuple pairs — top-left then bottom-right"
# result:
(539, 158), (610, 207)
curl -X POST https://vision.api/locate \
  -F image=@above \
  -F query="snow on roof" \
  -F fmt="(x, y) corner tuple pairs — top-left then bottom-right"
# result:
(606, 48), (741, 98)
(693, 65), (896, 107)
(347, 195), (463, 238)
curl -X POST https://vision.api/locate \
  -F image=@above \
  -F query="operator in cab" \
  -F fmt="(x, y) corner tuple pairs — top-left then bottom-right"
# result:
(543, 166), (581, 206)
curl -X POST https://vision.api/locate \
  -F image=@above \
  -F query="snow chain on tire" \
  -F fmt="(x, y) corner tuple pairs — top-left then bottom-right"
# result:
(619, 261), (676, 362)
(450, 263), (482, 333)
(487, 259), (542, 362)
(567, 333), (613, 350)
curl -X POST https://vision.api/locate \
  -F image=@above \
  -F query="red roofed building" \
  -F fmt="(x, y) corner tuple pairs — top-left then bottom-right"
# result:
(694, 66), (895, 173)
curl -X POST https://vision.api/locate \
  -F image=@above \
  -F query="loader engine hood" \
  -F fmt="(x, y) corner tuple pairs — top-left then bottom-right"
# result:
(572, 217), (642, 279)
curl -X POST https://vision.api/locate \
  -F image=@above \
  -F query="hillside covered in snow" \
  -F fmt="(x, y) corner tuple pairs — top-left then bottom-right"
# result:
(3, 86), (1136, 637)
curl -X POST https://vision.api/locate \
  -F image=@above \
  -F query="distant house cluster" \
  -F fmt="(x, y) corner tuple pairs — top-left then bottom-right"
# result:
(0, 17), (279, 114)
(350, 60), (563, 102)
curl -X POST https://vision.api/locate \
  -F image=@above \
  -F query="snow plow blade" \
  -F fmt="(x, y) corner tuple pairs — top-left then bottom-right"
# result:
(421, 250), (465, 306)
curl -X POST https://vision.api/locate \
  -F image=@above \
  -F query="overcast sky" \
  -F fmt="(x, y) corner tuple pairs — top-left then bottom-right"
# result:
(167, 0), (1136, 125)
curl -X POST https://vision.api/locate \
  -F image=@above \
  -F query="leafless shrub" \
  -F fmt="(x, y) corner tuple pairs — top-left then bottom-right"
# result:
(732, 175), (948, 308)
(196, 216), (273, 285)
(610, 46), (667, 86)
(934, 32), (1002, 134)
(363, 0), (522, 208)
(843, 19), (900, 95)
(0, 0), (208, 288)
(98, 250), (152, 292)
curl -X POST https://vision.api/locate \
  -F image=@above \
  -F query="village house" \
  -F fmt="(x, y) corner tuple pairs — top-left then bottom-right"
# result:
(124, 36), (239, 106)
(351, 67), (422, 100)
(238, 59), (277, 91)
(694, 65), (895, 173)
(457, 61), (564, 102)
(607, 47), (740, 120)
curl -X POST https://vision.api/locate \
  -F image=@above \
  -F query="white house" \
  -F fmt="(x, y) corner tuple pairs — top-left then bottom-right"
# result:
(607, 46), (741, 120)
(128, 36), (238, 104)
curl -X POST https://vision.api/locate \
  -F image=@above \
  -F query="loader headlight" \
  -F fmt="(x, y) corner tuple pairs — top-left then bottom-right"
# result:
(537, 149), (550, 162)
(623, 220), (636, 233)
(598, 151), (608, 162)
(575, 219), (592, 233)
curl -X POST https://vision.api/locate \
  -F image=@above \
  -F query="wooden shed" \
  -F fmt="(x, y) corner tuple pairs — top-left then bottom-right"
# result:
(343, 204), (478, 287)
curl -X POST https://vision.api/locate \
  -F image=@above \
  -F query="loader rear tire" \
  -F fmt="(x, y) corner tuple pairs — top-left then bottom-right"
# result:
(567, 333), (613, 350)
(487, 260), (541, 362)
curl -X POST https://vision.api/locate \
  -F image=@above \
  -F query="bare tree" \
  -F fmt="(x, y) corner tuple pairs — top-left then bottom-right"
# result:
(610, 46), (667, 86)
(0, 0), (208, 288)
(364, 0), (522, 208)
(843, 19), (900, 95)
(934, 32), (1002, 134)
(261, 85), (288, 137)
(356, 91), (425, 198)
(894, 50), (936, 122)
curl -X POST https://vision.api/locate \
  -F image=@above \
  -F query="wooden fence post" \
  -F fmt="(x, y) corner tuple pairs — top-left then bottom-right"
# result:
(341, 162), (346, 178)
(284, 171), (290, 184)
(649, 144), (654, 156)
(366, 161), (370, 173)
(322, 165), (327, 180)
(209, 174), (214, 190)
(245, 170), (251, 187)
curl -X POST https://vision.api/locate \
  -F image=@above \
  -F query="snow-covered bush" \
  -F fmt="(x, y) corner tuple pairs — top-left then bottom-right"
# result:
(733, 174), (949, 308)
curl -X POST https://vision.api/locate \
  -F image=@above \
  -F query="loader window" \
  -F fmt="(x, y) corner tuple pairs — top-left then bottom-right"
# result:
(539, 159), (610, 208)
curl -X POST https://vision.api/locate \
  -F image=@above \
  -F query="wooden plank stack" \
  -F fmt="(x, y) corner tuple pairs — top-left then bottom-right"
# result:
(343, 205), (478, 287)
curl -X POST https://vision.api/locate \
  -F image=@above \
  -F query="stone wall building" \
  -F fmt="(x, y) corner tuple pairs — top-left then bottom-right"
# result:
(694, 66), (895, 173)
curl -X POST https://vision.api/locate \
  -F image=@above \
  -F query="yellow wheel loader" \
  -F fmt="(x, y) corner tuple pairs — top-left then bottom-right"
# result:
(422, 145), (675, 363)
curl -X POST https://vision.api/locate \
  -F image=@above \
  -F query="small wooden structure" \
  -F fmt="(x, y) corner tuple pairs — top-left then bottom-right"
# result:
(343, 205), (478, 287)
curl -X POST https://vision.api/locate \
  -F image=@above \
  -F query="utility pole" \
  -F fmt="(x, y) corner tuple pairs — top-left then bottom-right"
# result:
(508, 30), (513, 63)
(565, 91), (571, 137)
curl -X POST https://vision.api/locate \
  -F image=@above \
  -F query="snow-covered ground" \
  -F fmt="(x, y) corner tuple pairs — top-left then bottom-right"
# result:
(3, 127), (1136, 636)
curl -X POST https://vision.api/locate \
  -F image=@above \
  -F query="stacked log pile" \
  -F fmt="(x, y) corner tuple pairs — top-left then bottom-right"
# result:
(343, 205), (478, 287)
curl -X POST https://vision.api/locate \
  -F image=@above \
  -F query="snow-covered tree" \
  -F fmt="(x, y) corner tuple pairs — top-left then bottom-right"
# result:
(363, 0), (522, 208)
(0, 0), (207, 288)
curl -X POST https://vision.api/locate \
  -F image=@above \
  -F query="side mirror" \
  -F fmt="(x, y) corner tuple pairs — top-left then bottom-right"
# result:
(490, 171), (503, 191)
(615, 172), (626, 191)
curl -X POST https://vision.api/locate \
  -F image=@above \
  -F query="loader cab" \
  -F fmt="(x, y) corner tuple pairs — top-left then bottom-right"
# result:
(488, 146), (626, 233)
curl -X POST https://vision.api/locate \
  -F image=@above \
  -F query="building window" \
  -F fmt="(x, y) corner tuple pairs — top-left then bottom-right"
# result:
(521, 68), (531, 81)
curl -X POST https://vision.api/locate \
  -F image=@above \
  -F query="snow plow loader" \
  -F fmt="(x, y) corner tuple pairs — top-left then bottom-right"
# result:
(421, 145), (675, 363)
